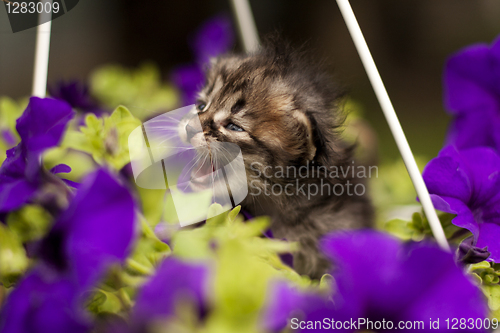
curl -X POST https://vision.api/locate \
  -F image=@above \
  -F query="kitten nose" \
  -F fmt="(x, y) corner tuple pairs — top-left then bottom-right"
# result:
(186, 124), (201, 142)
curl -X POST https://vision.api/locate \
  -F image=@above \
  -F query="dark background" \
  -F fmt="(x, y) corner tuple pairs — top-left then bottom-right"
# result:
(1, 0), (500, 162)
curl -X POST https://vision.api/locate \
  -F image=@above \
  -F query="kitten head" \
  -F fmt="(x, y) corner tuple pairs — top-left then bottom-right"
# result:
(179, 39), (350, 191)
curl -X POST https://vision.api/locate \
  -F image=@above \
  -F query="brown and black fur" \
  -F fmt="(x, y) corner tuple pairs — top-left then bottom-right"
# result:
(181, 38), (373, 278)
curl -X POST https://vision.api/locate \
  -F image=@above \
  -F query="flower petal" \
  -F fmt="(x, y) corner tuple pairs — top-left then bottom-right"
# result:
(16, 97), (74, 154)
(400, 245), (488, 329)
(460, 148), (500, 208)
(0, 178), (37, 212)
(430, 195), (478, 236)
(423, 147), (471, 203)
(50, 164), (72, 174)
(131, 257), (208, 327)
(476, 222), (500, 262)
(321, 230), (488, 325)
(445, 111), (500, 151)
(457, 235), (491, 264)
(191, 15), (234, 65)
(445, 42), (500, 115)
(67, 169), (136, 288)
(49, 80), (104, 115)
(0, 266), (90, 333)
(170, 64), (204, 105)
(322, 231), (408, 317)
(41, 168), (137, 289)
(262, 281), (342, 333)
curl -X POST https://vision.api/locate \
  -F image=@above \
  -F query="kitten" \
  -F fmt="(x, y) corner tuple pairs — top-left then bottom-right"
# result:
(179, 39), (373, 278)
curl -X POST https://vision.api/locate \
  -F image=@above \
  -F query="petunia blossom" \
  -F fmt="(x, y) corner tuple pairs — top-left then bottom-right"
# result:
(0, 266), (92, 333)
(38, 168), (137, 288)
(190, 15), (235, 66)
(264, 230), (488, 332)
(171, 64), (205, 106)
(171, 15), (234, 105)
(0, 97), (74, 212)
(457, 235), (491, 264)
(423, 145), (500, 260)
(0, 168), (137, 333)
(49, 80), (107, 116)
(129, 257), (208, 331)
(444, 36), (500, 151)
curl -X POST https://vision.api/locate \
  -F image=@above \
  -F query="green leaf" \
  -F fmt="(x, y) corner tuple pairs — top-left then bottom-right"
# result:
(90, 63), (178, 120)
(172, 228), (213, 260)
(233, 216), (269, 238)
(0, 223), (29, 287)
(125, 216), (170, 275)
(227, 205), (241, 222)
(86, 289), (123, 314)
(470, 261), (491, 271)
(166, 203), (324, 332)
(396, 211), (462, 242)
(370, 156), (429, 214)
(86, 289), (107, 313)
(384, 218), (413, 240)
(62, 106), (141, 170)
(0, 97), (27, 163)
(166, 189), (215, 225)
(470, 272), (482, 285)
(482, 284), (500, 311)
(212, 238), (277, 325)
(206, 203), (230, 227)
(484, 274), (500, 285)
(7, 205), (52, 243)
(0, 97), (26, 130)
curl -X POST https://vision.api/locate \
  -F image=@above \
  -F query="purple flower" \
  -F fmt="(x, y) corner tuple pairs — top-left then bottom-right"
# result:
(171, 15), (234, 105)
(171, 64), (205, 105)
(265, 230), (488, 332)
(130, 257), (208, 330)
(444, 36), (500, 151)
(457, 235), (491, 264)
(49, 80), (106, 116)
(0, 267), (91, 333)
(423, 146), (500, 261)
(190, 15), (235, 65)
(0, 168), (137, 333)
(16, 97), (74, 156)
(0, 97), (74, 212)
(39, 169), (137, 287)
(263, 282), (337, 332)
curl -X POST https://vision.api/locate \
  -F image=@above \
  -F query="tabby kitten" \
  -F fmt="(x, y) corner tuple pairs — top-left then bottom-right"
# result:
(179, 39), (373, 278)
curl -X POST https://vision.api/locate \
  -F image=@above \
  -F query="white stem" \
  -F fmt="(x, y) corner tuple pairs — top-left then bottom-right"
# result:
(32, 0), (53, 98)
(229, 0), (259, 53)
(336, 0), (450, 251)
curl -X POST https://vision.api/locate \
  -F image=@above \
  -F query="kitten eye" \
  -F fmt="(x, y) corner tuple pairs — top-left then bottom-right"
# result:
(225, 123), (244, 132)
(196, 102), (207, 112)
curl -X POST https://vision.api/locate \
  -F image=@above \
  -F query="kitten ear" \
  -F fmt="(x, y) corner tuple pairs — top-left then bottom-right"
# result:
(208, 57), (218, 68)
(306, 111), (355, 177)
(292, 110), (316, 160)
(305, 112), (328, 163)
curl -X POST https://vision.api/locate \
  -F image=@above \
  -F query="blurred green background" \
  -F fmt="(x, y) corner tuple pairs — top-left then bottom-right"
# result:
(1, 0), (500, 162)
